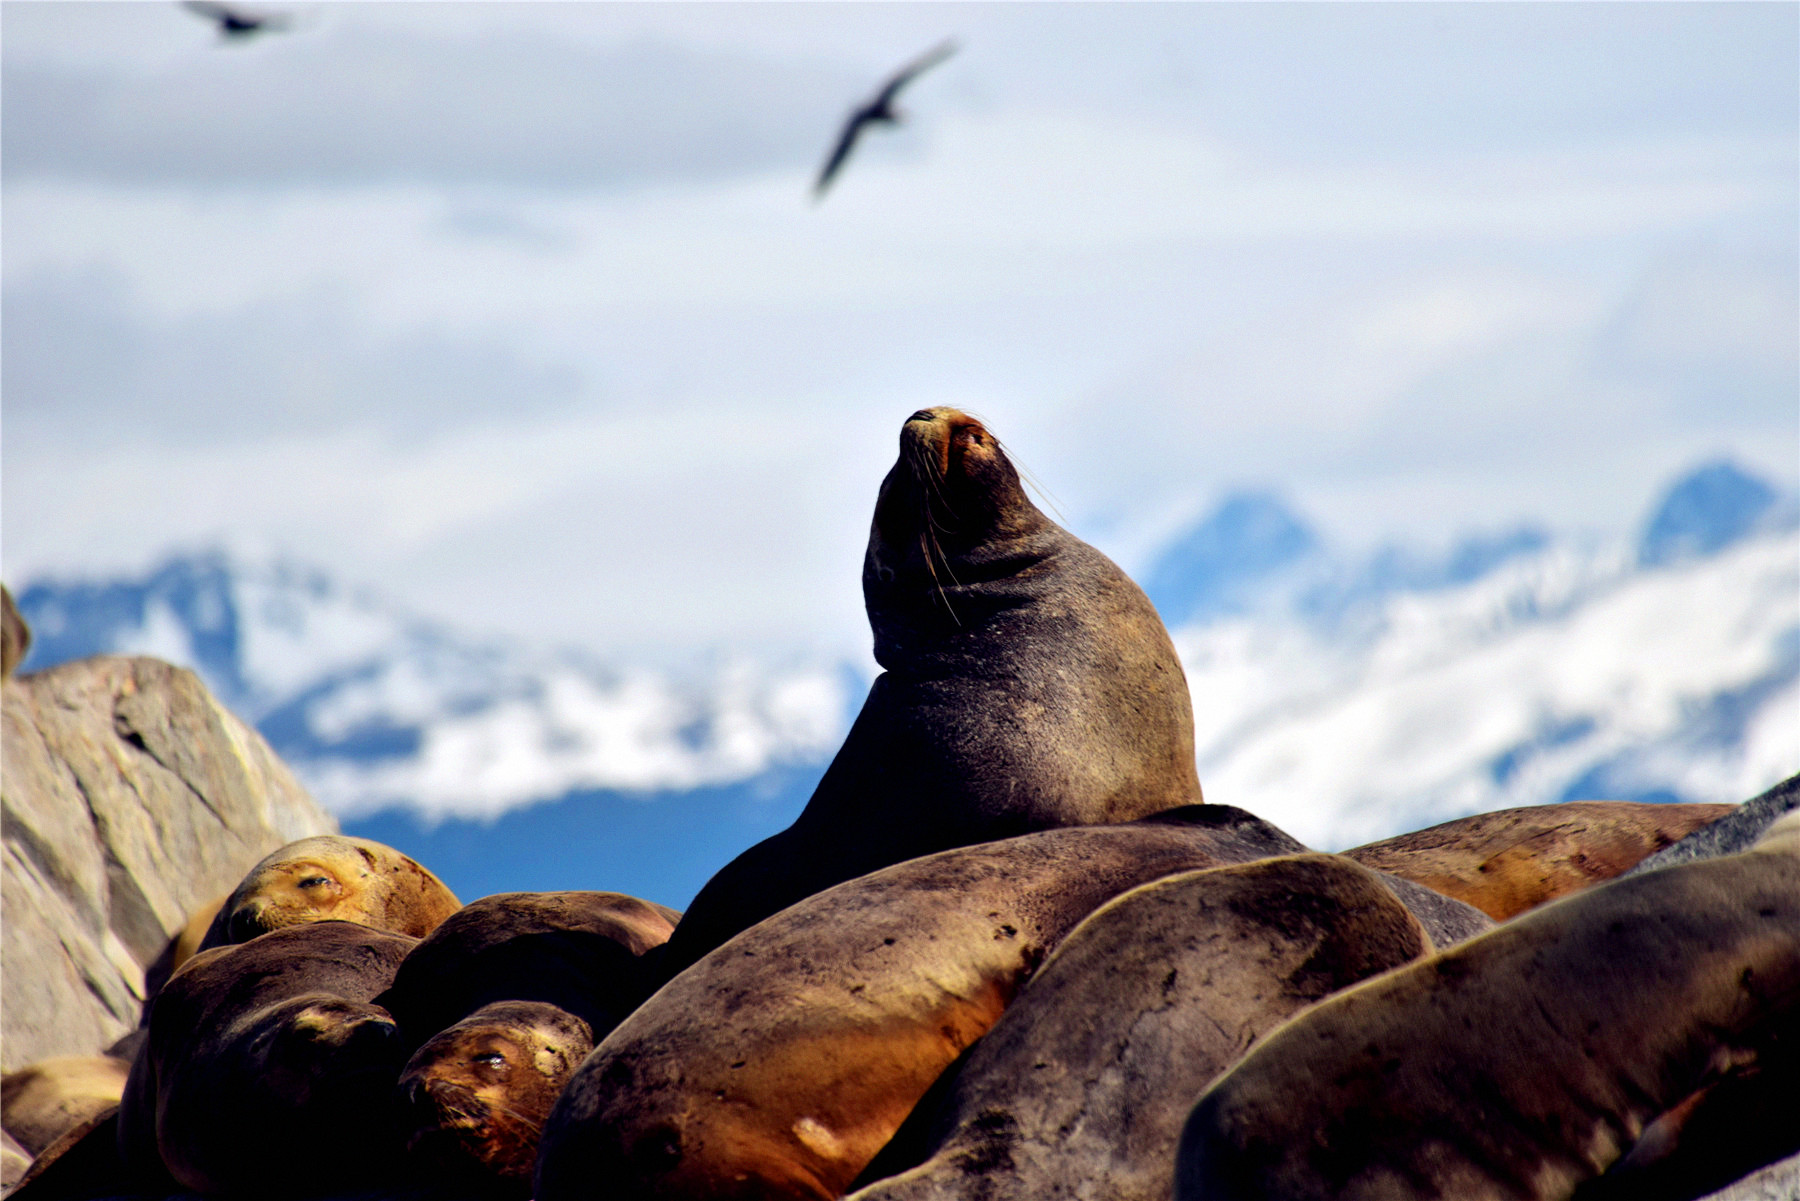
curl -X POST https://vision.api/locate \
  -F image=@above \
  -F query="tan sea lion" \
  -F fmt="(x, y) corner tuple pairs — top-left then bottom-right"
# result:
(2, 584), (29, 678)
(399, 1000), (596, 1197)
(0, 1056), (129, 1156)
(375, 890), (678, 1055)
(535, 806), (1302, 1201)
(1176, 810), (1800, 1201)
(847, 854), (1434, 1201)
(197, 834), (460, 951)
(659, 407), (1203, 976)
(1343, 799), (1737, 920)
(118, 920), (418, 1198)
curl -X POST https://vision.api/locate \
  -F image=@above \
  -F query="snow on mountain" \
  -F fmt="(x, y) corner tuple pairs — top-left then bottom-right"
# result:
(10, 460), (1797, 851)
(12, 554), (850, 822)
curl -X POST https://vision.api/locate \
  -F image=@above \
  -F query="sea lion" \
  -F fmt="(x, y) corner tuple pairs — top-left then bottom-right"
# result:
(1343, 799), (1737, 920)
(2, 584), (29, 678)
(118, 920), (418, 1198)
(1175, 810), (1800, 1201)
(6, 1107), (140, 1201)
(660, 407), (1203, 976)
(846, 854), (1435, 1201)
(375, 891), (678, 1055)
(535, 806), (1300, 1201)
(197, 834), (460, 951)
(0, 1056), (130, 1156)
(399, 1001), (596, 1197)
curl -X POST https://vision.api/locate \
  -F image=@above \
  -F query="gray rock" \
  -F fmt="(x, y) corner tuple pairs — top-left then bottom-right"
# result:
(1625, 773), (1800, 876)
(2, 655), (336, 1072)
(1374, 871), (1495, 948)
(1695, 1151), (1800, 1201)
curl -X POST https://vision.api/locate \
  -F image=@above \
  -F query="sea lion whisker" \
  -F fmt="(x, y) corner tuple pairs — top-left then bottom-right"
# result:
(997, 439), (1068, 524)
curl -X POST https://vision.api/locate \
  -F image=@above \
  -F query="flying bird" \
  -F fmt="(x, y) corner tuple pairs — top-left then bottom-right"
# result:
(813, 39), (958, 200)
(181, 0), (292, 40)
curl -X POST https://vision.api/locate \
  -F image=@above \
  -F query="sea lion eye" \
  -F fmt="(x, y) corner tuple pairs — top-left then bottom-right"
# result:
(473, 1053), (506, 1069)
(298, 876), (332, 889)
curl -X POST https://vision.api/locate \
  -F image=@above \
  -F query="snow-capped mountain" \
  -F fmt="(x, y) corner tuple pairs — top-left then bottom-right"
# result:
(12, 460), (1798, 865)
(14, 555), (852, 823)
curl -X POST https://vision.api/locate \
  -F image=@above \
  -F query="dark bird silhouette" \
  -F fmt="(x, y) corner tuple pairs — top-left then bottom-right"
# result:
(814, 39), (958, 200)
(181, 0), (292, 39)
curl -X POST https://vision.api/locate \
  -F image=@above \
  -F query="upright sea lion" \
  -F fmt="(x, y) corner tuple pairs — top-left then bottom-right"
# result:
(197, 834), (460, 951)
(119, 920), (418, 1198)
(846, 854), (1434, 1201)
(662, 408), (1203, 974)
(0, 1056), (130, 1156)
(375, 891), (678, 1053)
(1176, 811), (1800, 1201)
(399, 1001), (596, 1197)
(1343, 799), (1736, 920)
(535, 807), (1300, 1201)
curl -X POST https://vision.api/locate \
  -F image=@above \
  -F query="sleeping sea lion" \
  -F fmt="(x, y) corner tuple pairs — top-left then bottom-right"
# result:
(847, 854), (1435, 1201)
(536, 807), (1301, 1201)
(660, 408), (1203, 976)
(0, 1056), (129, 1156)
(1343, 799), (1736, 920)
(197, 834), (460, 951)
(1176, 810), (1800, 1201)
(375, 890), (678, 1054)
(118, 920), (418, 1198)
(399, 1001), (596, 1197)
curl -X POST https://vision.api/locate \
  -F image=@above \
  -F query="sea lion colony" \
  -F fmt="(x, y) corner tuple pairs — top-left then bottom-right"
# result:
(3, 413), (1796, 1201)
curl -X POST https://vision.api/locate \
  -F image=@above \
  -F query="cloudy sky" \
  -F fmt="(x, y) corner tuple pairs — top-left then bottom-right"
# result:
(4, 1), (1795, 666)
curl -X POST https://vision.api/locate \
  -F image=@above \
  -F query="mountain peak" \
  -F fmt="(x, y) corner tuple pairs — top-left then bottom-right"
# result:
(1142, 490), (1319, 627)
(1639, 460), (1781, 567)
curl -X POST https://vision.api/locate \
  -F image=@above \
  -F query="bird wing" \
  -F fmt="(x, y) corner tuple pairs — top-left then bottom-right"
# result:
(813, 110), (870, 197)
(870, 38), (958, 110)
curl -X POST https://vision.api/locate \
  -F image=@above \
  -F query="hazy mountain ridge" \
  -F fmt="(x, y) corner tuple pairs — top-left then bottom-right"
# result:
(14, 554), (851, 822)
(13, 460), (1798, 851)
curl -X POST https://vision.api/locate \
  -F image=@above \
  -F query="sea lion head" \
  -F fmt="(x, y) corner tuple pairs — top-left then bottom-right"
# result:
(864, 409), (1056, 658)
(207, 835), (461, 949)
(399, 1002), (594, 1195)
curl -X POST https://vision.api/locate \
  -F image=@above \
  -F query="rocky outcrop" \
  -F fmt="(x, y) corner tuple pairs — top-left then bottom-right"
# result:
(2, 654), (336, 1072)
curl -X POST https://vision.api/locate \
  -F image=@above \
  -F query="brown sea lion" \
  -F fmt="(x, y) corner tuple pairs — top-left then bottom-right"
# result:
(0, 1056), (129, 1156)
(535, 806), (1301, 1201)
(375, 890), (677, 1055)
(659, 407), (1203, 976)
(847, 854), (1434, 1201)
(1342, 799), (1737, 920)
(1176, 810), (1800, 1201)
(197, 834), (460, 951)
(399, 1000), (596, 1197)
(6, 1107), (139, 1201)
(2, 584), (29, 678)
(118, 920), (418, 1198)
